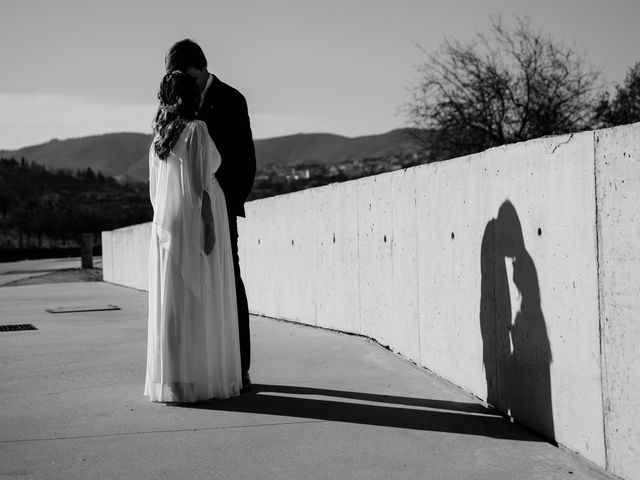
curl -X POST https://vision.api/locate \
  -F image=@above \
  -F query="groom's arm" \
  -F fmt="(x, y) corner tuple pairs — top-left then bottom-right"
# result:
(233, 94), (256, 206)
(213, 87), (256, 216)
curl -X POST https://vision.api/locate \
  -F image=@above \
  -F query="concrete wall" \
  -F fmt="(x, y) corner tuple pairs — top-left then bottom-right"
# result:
(595, 124), (640, 480)
(239, 131), (607, 470)
(101, 222), (151, 291)
(102, 123), (640, 480)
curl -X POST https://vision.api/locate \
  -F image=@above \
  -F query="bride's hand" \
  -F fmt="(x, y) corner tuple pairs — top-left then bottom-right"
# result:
(204, 220), (215, 255)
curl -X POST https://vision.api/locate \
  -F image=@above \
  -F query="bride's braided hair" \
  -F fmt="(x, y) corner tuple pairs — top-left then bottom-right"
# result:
(152, 70), (200, 160)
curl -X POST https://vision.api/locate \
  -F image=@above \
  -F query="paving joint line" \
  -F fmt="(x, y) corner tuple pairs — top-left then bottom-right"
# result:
(0, 419), (327, 444)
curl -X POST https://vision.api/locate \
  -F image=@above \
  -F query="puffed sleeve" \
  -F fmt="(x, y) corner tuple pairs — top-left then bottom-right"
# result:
(178, 121), (219, 298)
(185, 120), (216, 210)
(151, 121), (219, 301)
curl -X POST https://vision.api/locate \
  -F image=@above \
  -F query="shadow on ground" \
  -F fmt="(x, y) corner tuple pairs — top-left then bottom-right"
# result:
(175, 384), (544, 442)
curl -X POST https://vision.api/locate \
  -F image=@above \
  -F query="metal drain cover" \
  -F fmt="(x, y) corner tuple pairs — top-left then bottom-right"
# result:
(0, 324), (38, 332)
(45, 305), (121, 314)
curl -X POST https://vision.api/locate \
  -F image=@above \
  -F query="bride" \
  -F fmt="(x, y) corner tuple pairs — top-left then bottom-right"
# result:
(144, 70), (241, 403)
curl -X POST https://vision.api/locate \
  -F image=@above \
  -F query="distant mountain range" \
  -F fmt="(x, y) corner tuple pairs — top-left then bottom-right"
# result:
(0, 128), (426, 183)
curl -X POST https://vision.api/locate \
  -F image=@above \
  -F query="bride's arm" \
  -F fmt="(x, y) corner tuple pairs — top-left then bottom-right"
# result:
(187, 121), (216, 255)
(201, 191), (215, 255)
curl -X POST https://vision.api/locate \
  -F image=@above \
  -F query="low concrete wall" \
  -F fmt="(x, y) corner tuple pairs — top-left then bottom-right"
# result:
(594, 124), (640, 480)
(239, 131), (607, 470)
(101, 222), (151, 291)
(102, 123), (640, 480)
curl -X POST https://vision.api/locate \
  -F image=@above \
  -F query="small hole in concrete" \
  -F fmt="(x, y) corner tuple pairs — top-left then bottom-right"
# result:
(538, 228), (542, 236)
(333, 234), (336, 243)
(384, 235), (387, 242)
(451, 232), (455, 239)
(258, 238), (261, 245)
(291, 240), (294, 246)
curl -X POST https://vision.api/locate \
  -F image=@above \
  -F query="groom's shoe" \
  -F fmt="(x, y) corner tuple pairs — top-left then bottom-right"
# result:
(241, 370), (252, 393)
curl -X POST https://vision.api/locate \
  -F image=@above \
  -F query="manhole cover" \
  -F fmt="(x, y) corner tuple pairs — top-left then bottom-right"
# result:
(45, 305), (121, 314)
(0, 324), (38, 332)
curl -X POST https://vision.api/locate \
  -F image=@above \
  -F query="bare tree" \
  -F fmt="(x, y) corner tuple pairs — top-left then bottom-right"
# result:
(406, 16), (602, 160)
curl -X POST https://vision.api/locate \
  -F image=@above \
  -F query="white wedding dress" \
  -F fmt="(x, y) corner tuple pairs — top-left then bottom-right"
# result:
(144, 120), (241, 403)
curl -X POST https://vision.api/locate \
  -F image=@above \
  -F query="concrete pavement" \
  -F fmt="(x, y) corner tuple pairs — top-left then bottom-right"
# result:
(0, 280), (612, 479)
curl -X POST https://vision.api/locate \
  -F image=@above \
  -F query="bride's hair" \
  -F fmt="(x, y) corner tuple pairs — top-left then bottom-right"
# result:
(152, 70), (200, 160)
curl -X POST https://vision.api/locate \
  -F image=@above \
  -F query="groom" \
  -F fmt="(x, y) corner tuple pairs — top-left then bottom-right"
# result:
(165, 39), (256, 393)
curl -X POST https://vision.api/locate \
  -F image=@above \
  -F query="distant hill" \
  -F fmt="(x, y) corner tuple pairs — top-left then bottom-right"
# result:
(0, 128), (426, 182)
(254, 129), (424, 167)
(0, 133), (152, 183)
(0, 157), (152, 251)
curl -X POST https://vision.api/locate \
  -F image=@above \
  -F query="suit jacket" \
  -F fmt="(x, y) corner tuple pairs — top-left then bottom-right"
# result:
(197, 75), (256, 217)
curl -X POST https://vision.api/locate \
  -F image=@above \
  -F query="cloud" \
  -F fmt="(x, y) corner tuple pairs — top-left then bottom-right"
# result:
(250, 113), (353, 139)
(251, 113), (317, 139)
(0, 93), (157, 150)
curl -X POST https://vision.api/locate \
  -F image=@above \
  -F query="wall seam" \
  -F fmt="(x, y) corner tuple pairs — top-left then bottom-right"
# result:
(356, 183), (363, 335)
(312, 199), (319, 327)
(414, 169), (422, 366)
(593, 130), (609, 471)
(492, 212), (500, 411)
(390, 176), (395, 346)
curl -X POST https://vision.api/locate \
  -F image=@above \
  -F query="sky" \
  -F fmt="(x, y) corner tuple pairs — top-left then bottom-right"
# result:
(1, 0), (639, 149)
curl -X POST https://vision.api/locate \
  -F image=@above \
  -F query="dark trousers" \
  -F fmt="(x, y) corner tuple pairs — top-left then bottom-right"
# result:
(227, 212), (250, 372)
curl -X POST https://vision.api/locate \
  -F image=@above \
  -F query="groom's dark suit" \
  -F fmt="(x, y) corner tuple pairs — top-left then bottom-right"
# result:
(197, 74), (256, 372)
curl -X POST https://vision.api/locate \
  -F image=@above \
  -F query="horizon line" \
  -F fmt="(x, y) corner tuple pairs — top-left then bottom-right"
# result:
(0, 126), (417, 152)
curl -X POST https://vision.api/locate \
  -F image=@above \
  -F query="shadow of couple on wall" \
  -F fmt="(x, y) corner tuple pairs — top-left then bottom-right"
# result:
(480, 200), (554, 442)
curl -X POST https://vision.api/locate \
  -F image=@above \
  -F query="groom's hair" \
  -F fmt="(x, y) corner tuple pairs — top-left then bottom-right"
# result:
(165, 39), (207, 72)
